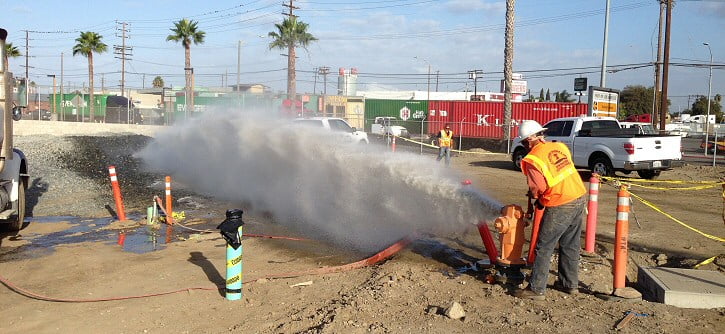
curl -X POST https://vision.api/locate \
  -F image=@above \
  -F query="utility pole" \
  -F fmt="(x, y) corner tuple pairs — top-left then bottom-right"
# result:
(142, 73), (145, 89)
(313, 67), (318, 94)
(318, 66), (329, 114)
(653, 0), (665, 128)
(659, 0), (672, 131)
(600, 0), (611, 87)
(436, 70), (440, 92)
(24, 30), (30, 107)
(237, 40), (242, 91)
(283, 0), (299, 100)
(114, 22), (132, 97)
(60, 52), (64, 121)
(101, 73), (105, 93)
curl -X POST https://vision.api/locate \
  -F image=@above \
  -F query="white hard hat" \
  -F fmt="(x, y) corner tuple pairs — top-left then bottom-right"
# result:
(518, 120), (547, 139)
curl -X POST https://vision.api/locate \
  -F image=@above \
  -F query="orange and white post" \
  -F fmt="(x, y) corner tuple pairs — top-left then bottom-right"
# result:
(108, 165), (127, 221)
(165, 176), (173, 225)
(584, 173), (600, 253)
(611, 185), (640, 299)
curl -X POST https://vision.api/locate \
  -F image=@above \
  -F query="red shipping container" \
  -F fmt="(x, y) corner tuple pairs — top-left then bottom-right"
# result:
(428, 101), (587, 139)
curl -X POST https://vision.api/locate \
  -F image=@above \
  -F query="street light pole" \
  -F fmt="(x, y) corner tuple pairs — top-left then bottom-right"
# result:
(704, 42), (713, 157)
(47, 74), (56, 119)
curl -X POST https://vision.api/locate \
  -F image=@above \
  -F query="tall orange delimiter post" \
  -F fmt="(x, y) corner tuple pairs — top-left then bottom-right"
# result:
(613, 185), (630, 291)
(165, 176), (173, 225)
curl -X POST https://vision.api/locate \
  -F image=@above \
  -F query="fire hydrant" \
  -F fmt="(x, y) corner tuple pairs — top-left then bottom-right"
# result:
(493, 204), (527, 283)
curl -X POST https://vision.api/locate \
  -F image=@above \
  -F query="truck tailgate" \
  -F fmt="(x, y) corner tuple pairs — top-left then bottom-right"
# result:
(624, 136), (682, 162)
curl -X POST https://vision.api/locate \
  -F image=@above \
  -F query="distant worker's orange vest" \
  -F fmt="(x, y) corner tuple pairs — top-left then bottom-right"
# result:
(521, 142), (586, 207)
(439, 130), (453, 147)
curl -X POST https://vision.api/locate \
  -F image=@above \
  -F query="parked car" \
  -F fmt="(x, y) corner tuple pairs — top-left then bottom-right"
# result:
(700, 135), (725, 153)
(371, 116), (410, 138)
(619, 122), (657, 135)
(293, 117), (369, 144)
(511, 116), (684, 179)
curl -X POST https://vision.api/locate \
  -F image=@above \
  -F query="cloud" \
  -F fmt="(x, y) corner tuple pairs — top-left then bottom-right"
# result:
(697, 2), (725, 18)
(12, 6), (31, 14)
(445, 0), (505, 14)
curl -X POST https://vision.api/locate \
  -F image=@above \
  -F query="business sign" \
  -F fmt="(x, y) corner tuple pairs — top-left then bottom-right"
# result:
(500, 79), (528, 94)
(399, 106), (411, 120)
(574, 78), (588, 91)
(587, 86), (619, 118)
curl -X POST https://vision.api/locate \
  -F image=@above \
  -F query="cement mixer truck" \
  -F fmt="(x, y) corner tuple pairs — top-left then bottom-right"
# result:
(0, 28), (29, 231)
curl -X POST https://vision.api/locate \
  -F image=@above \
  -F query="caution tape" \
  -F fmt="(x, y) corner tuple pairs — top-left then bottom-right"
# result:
(392, 135), (507, 156)
(627, 190), (725, 243)
(619, 183), (721, 191)
(693, 254), (722, 269)
(600, 175), (724, 185)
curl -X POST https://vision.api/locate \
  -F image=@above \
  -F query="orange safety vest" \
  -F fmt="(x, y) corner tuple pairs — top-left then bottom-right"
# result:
(521, 142), (586, 207)
(439, 130), (453, 147)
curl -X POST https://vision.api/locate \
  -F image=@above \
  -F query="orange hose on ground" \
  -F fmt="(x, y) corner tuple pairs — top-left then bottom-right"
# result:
(0, 238), (411, 303)
(526, 207), (544, 265)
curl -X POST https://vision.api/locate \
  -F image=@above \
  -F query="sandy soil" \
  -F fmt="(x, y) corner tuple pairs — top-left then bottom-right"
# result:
(1, 151), (724, 333)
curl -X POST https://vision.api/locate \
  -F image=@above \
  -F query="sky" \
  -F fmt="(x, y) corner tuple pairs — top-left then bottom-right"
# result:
(2, 0), (724, 112)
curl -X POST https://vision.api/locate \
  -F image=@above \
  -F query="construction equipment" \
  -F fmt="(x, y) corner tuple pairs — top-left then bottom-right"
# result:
(0, 28), (29, 231)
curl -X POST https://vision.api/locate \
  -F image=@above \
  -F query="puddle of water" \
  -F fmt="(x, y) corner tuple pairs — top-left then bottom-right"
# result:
(6, 214), (189, 257)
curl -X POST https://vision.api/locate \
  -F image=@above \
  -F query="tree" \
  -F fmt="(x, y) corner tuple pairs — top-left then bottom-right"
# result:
(690, 95), (723, 122)
(555, 90), (574, 102)
(539, 88), (544, 101)
(73, 31), (107, 122)
(4, 42), (21, 71)
(545, 89), (551, 101)
(502, 0), (516, 150)
(619, 85), (653, 118)
(152, 76), (165, 88)
(167, 19), (205, 113)
(268, 16), (317, 100)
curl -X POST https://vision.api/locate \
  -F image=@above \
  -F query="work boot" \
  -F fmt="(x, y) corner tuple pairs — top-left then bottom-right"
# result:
(513, 288), (545, 301)
(553, 281), (578, 295)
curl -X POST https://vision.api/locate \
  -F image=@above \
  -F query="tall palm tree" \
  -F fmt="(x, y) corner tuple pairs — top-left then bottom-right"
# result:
(268, 17), (317, 100)
(73, 31), (107, 122)
(152, 76), (165, 88)
(503, 0), (516, 152)
(166, 19), (205, 113)
(4, 42), (21, 73)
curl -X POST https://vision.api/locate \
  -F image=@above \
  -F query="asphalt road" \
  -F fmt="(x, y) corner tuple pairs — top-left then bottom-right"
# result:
(681, 136), (725, 167)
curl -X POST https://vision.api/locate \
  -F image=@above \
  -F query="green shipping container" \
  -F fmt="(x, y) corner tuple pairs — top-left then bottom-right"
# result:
(54, 93), (109, 120)
(173, 93), (280, 122)
(363, 99), (428, 134)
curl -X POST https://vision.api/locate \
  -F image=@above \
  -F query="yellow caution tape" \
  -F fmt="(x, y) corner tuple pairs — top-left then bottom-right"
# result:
(628, 190), (725, 243)
(601, 175), (724, 185)
(172, 211), (186, 221)
(393, 135), (507, 156)
(227, 254), (243, 268)
(619, 183), (721, 191)
(225, 273), (242, 285)
(693, 254), (721, 269)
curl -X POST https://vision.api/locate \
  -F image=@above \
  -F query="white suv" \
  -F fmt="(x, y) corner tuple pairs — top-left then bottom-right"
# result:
(293, 117), (369, 144)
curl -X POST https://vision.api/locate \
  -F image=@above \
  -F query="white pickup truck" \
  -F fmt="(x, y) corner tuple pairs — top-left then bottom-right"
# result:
(511, 116), (683, 179)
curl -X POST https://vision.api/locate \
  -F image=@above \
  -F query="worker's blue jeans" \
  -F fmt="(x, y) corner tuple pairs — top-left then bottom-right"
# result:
(528, 195), (587, 294)
(436, 147), (451, 166)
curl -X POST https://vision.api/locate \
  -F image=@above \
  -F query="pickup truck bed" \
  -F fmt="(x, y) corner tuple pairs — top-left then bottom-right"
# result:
(511, 116), (683, 179)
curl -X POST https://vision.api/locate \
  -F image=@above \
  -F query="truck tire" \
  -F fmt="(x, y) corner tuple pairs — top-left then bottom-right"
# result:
(512, 148), (527, 170)
(7, 179), (26, 231)
(637, 170), (661, 180)
(590, 156), (614, 177)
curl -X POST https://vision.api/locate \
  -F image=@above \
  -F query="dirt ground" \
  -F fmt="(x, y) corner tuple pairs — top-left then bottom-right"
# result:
(1, 148), (724, 333)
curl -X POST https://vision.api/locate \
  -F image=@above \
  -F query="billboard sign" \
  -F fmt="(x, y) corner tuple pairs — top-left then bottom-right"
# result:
(587, 86), (619, 118)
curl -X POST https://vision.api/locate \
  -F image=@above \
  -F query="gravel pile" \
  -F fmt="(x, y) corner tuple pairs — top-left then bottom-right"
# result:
(14, 134), (177, 218)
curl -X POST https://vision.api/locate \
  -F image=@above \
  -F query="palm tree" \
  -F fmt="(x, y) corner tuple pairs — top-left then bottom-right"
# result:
(268, 17), (317, 100)
(503, 0), (516, 152)
(152, 76), (165, 88)
(73, 31), (107, 122)
(4, 42), (21, 72)
(166, 19), (205, 113)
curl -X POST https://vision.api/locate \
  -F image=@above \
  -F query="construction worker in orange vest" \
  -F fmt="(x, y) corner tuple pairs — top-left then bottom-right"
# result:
(513, 120), (587, 301)
(436, 124), (454, 166)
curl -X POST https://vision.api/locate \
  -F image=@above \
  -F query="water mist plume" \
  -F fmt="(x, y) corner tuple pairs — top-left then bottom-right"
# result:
(138, 111), (503, 251)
